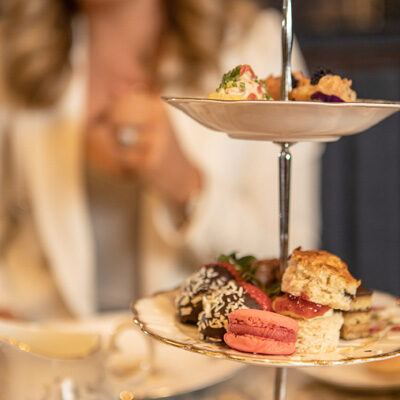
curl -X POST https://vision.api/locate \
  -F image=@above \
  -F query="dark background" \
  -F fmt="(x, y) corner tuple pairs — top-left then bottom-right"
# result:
(263, 0), (400, 296)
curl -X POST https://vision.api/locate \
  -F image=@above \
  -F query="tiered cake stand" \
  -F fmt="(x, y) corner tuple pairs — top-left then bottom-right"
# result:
(132, 1), (400, 399)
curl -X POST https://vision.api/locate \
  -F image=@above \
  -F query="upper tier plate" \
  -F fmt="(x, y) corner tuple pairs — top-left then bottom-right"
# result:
(132, 289), (400, 368)
(162, 97), (400, 142)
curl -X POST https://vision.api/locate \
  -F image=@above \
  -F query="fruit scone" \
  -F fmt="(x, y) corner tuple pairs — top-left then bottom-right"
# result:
(276, 248), (361, 353)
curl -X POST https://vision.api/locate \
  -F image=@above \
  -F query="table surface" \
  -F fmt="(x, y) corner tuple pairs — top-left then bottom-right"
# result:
(173, 366), (400, 400)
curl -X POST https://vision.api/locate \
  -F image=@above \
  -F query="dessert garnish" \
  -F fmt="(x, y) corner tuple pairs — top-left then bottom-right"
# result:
(218, 253), (281, 295)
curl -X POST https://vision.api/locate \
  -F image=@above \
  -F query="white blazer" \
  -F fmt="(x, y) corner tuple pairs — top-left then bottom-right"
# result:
(0, 10), (322, 318)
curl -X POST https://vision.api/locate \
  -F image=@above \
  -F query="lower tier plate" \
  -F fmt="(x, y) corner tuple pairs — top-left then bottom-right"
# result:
(132, 289), (400, 367)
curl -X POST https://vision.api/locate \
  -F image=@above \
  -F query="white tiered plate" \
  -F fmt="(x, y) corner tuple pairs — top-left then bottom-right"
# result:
(132, 289), (400, 368)
(162, 98), (400, 142)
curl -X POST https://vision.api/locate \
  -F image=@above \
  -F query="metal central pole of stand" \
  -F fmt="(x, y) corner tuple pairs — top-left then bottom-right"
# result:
(274, 367), (288, 400)
(278, 143), (292, 277)
(274, 143), (292, 400)
(274, 1), (293, 399)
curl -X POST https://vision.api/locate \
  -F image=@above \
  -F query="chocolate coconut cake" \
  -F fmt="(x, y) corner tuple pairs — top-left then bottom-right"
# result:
(176, 263), (241, 323)
(198, 280), (272, 342)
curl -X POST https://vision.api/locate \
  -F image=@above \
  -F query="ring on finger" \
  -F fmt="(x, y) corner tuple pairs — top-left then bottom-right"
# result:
(116, 125), (140, 147)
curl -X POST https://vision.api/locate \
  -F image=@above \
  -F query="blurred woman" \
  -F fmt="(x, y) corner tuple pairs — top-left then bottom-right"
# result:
(0, 0), (321, 319)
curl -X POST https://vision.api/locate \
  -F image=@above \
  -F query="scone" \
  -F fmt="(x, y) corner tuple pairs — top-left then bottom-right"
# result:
(341, 287), (373, 340)
(281, 249), (360, 311)
(296, 311), (344, 354)
(272, 293), (343, 353)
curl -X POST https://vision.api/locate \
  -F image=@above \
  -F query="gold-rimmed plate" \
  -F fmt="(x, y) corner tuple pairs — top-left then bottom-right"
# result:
(132, 289), (400, 368)
(162, 97), (400, 143)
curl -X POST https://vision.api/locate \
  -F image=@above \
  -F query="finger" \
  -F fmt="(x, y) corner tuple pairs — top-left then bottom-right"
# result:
(108, 90), (165, 125)
(113, 149), (150, 175)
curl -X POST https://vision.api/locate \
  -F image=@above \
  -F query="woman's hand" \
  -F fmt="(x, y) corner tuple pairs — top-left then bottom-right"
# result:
(86, 90), (202, 210)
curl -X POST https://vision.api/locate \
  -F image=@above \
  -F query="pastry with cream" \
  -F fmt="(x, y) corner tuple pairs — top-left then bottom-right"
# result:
(208, 64), (272, 100)
(290, 68), (357, 102)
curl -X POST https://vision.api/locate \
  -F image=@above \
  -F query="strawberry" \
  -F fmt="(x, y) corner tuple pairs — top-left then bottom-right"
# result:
(241, 283), (272, 311)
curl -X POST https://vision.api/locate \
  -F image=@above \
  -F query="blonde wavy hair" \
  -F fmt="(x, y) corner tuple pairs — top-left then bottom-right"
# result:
(2, 0), (258, 109)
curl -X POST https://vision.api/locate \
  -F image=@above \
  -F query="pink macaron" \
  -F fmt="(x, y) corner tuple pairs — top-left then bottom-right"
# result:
(224, 309), (298, 355)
